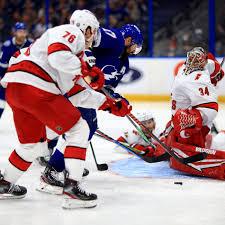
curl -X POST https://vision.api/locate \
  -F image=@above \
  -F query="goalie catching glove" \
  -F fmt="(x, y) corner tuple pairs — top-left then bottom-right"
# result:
(81, 59), (105, 90)
(172, 108), (203, 139)
(99, 96), (132, 117)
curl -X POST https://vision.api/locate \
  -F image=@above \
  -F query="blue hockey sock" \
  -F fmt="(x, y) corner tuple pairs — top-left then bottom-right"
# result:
(48, 149), (65, 172)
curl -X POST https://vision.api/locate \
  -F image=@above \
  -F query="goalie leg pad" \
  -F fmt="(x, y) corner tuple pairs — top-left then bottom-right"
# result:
(169, 139), (225, 180)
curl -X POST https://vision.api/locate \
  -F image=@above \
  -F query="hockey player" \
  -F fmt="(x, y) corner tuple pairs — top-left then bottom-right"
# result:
(0, 22), (32, 116)
(36, 18), (143, 193)
(165, 46), (225, 179)
(0, 10), (131, 209)
(116, 112), (157, 154)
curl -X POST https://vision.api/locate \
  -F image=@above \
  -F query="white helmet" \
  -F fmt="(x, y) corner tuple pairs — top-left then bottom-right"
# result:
(136, 111), (154, 122)
(70, 9), (99, 34)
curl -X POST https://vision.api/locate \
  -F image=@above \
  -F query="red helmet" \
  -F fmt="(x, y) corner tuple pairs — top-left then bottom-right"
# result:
(184, 47), (207, 74)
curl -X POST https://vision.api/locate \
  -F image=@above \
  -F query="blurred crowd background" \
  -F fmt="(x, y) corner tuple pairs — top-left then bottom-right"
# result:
(0, 0), (224, 56)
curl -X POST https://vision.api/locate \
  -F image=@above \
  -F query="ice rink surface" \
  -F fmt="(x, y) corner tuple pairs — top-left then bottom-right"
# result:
(0, 102), (225, 225)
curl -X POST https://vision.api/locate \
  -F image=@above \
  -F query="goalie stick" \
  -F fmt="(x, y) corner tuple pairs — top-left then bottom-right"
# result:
(101, 88), (206, 165)
(127, 113), (207, 165)
(95, 130), (169, 163)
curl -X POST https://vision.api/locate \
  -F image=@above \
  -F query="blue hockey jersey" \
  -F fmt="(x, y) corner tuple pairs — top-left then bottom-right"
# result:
(0, 37), (32, 77)
(92, 27), (129, 89)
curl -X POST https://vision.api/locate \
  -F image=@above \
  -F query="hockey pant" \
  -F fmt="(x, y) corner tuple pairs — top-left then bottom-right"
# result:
(48, 108), (98, 172)
(4, 83), (89, 183)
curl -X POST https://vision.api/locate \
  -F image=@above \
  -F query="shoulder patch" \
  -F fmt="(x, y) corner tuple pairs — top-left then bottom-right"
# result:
(3, 40), (11, 47)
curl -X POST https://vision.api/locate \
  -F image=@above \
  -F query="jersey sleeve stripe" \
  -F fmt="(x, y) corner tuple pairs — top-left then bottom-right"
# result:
(0, 62), (9, 68)
(76, 51), (84, 58)
(7, 60), (56, 84)
(9, 150), (32, 171)
(13, 50), (21, 58)
(66, 84), (85, 98)
(64, 146), (86, 160)
(210, 61), (221, 78)
(117, 136), (127, 143)
(193, 102), (218, 111)
(48, 42), (71, 55)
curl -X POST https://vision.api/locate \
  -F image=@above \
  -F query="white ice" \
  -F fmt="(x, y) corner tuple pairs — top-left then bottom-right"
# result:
(0, 102), (225, 225)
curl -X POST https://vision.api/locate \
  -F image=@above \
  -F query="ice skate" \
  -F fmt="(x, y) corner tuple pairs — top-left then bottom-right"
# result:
(0, 172), (27, 199)
(36, 165), (90, 195)
(62, 178), (97, 209)
(36, 165), (64, 195)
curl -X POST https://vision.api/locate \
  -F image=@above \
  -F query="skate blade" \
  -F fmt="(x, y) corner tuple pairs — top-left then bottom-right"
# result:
(36, 181), (63, 195)
(0, 193), (26, 200)
(62, 198), (97, 209)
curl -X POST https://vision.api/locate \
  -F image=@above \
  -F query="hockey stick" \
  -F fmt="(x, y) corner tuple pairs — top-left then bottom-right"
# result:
(101, 88), (206, 164)
(95, 130), (145, 154)
(101, 87), (156, 149)
(127, 113), (207, 164)
(220, 56), (225, 67)
(95, 130), (169, 163)
(90, 141), (108, 171)
(126, 115), (156, 148)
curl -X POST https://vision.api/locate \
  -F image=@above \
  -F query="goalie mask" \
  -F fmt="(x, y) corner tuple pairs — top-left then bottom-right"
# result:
(70, 9), (99, 46)
(184, 47), (207, 75)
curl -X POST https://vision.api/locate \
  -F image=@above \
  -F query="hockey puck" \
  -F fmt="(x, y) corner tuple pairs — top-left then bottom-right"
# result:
(174, 182), (183, 185)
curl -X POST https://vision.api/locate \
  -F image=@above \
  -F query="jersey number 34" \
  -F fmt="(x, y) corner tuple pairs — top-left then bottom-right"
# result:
(199, 87), (209, 96)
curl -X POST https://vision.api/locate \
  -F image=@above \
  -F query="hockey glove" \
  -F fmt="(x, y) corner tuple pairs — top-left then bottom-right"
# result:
(81, 60), (105, 90)
(207, 53), (225, 86)
(99, 96), (132, 117)
(172, 109), (203, 138)
(84, 49), (96, 67)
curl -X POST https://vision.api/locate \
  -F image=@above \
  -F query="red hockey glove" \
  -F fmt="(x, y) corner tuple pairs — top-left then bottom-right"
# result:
(210, 60), (224, 86)
(81, 60), (105, 90)
(131, 144), (154, 157)
(99, 96), (132, 117)
(207, 52), (216, 61)
(207, 53), (224, 86)
(172, 109), (203, 138)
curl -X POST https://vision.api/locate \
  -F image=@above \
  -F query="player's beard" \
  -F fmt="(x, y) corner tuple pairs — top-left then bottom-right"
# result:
(120, 48), (129, 61)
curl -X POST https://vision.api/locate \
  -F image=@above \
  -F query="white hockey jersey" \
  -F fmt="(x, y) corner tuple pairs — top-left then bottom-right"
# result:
(171, 60), (218, 127)
(1, 24), (85, 95)
(119, 127), (161, 147)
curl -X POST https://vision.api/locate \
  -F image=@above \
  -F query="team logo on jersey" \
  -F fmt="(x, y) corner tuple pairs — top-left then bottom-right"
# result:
(120, 67), (142, 84)
(102, 65), (121, 84)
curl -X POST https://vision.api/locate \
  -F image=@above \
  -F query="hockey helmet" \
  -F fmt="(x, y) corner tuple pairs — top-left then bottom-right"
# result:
(120, 24), (143, 54)
(14, 22), (27, 31)
(136, 111), (154, 122)
(70, 9), (99, 36)
(185, 47), (207, 74)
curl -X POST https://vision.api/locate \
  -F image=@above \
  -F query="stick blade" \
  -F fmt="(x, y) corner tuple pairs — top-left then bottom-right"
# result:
(97, 163), (108, 171)
(183, 152), (207, 164)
